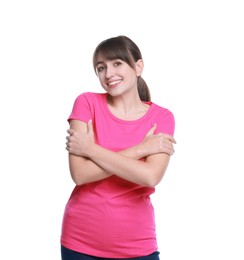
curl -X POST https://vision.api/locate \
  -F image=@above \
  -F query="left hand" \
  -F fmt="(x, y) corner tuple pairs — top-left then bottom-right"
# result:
(66, 120), (95, 157)
(139, 123), (176, 157)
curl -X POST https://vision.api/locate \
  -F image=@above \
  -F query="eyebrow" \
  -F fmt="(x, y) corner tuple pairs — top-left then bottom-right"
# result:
(96, 58), (122, 65)
(96, 61), (105, 66)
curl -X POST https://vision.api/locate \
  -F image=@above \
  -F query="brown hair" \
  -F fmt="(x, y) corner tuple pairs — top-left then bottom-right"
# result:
(93, 35), (151, 102)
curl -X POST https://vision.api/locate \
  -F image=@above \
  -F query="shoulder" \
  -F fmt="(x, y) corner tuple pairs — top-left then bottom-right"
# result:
(151, 102), (174, 119)
(74, 92), (106, 104)
(68, 92), (107, 122)
(150, 102), (175, 135)
(75, 92), (106, 100)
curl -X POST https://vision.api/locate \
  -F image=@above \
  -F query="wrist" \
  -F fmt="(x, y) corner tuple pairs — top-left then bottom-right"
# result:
(136, 143), (147, 159)
(86, 143), (99, 159)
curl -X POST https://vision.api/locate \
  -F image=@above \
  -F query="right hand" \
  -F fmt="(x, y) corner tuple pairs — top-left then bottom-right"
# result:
(66, 120), (95, 157)
(139, 123), (176, 157)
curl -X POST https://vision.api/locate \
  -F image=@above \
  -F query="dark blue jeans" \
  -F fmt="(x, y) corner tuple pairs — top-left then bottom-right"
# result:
(61, 246), (160, 260)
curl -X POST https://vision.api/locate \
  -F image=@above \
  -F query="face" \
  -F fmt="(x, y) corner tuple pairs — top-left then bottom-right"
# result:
(95, 54), (143, 97)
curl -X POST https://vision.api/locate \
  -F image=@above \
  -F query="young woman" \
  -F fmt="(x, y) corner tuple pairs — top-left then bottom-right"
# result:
(61, 35), (176, 260)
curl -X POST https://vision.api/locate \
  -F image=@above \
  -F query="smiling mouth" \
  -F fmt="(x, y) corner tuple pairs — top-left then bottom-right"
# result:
(107, 80), (122, 87)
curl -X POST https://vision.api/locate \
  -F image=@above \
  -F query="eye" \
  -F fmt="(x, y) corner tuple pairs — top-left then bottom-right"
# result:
(114, 60), (122, 67)
(97, 66), (104, 72)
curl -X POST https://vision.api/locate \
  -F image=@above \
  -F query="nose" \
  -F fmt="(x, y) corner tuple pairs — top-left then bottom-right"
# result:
(105, 65), (114, 78)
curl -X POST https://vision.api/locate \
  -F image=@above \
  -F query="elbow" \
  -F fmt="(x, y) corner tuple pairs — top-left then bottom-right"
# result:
(70, 169), (84, 186)
(145, 177), (162, 188)
(143, 169), (166, 188)
(143, 155), (170, 187)
(71, 175), (83, 186)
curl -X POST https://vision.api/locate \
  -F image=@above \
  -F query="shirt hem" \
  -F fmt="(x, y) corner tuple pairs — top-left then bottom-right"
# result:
(61, 239), (158, 258)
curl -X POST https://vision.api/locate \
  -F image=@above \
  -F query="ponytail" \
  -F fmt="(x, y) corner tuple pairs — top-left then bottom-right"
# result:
(137, 77), (151, 102)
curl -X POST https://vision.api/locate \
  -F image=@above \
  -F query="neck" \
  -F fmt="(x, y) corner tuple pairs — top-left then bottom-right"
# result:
(107, 93), (150, 120)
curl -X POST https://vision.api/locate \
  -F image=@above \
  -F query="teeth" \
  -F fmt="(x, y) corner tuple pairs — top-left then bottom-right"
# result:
(108, 80), (121, 86)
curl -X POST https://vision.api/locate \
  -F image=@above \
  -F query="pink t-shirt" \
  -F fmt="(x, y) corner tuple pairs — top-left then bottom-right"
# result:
(61, 92), (175, 258)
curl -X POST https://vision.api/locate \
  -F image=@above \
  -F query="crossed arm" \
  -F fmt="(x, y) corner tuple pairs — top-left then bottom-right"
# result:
(66, 120), (176, 187)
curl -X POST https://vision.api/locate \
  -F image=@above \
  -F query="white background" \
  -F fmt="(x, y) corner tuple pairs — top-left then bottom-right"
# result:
(0, 0), (243, 259)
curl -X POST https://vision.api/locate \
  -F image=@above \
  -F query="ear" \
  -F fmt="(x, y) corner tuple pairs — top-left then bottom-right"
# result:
(135, 59), (144, 76)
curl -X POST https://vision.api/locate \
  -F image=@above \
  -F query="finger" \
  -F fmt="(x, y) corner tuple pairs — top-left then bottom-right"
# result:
(169, 137), (177, 144)
(146, 123), (157, 137)
(166, 134), (176, 143)
(166, 147), (174, 156)
(65, 142), (69, 151)
(67, 129), (74, 135)
(160, 133), (177, 144)
(166, 135), (176, 144)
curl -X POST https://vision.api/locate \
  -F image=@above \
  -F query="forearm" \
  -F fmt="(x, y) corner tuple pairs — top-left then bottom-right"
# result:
(67, 120), (174, 186)
(86, 144), (170, 187)
(69, 154), (111, 185)
(69, 142), (146, 185)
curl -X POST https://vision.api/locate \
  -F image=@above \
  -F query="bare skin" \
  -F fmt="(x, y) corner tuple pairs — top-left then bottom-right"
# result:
(66, 120), (176, 187)
(66, 57), (176, 187)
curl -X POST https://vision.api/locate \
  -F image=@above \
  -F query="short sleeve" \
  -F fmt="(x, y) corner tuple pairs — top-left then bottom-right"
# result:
(154, 109), (175, 136)
(68, 92), (93, 123)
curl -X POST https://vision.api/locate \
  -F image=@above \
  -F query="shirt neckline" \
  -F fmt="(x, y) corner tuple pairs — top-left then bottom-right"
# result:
(101, 93), (154, 124)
